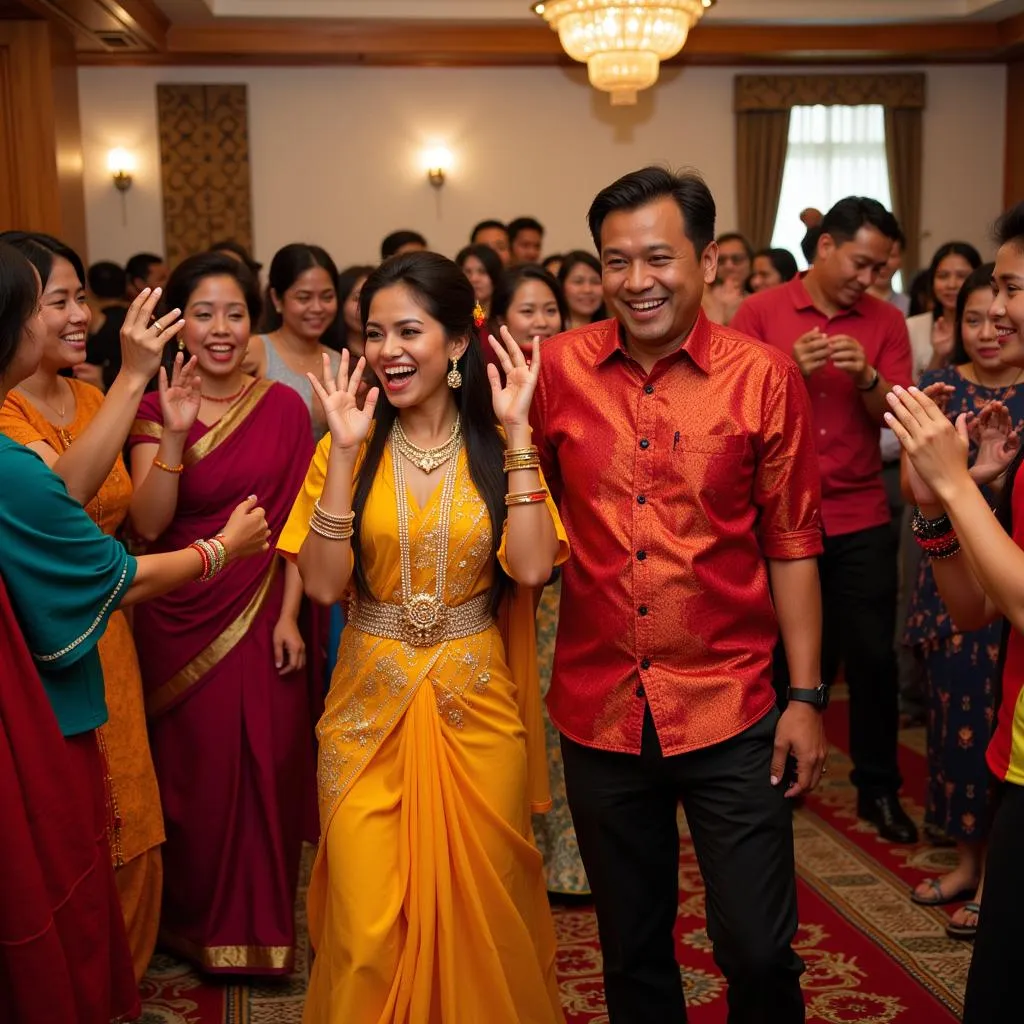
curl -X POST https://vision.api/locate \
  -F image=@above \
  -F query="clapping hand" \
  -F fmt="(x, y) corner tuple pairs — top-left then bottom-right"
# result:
(922, 381), (955, 415)
(158, 351), (202, 435)
(120, 288), (185, 384)
(487, 325), (541, 430)
(968, 400), (1020, 488)
(307, 349), (379, 453)
(884, 386), (972, 504)
(792, 329), (830, 377)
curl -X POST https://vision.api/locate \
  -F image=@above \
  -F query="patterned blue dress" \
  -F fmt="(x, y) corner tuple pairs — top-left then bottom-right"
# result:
(903, 366), (1024, 839)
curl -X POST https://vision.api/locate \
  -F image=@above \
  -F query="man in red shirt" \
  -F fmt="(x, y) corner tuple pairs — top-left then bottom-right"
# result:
(532, 166), (827, 1023)
(731, 197), (917, 844)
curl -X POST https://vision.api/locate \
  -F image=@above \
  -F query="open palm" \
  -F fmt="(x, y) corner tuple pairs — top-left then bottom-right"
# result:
(487, 325), (541, 429)
(307, 350), (379, 451)
(969, 400), (1020, 487)
(159, 352), (202, 434)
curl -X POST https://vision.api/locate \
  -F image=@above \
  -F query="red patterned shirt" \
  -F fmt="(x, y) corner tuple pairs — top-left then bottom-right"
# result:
(531, 312), (823, 756)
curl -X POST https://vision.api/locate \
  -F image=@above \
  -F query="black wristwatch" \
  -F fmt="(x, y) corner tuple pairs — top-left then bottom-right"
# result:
(856, 367), (880, 392)
(787, 684), (830, 710)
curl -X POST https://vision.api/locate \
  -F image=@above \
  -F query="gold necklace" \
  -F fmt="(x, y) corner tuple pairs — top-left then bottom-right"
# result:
(391, 428), (461, 645)
(19, 380), (73, 447)
(974, 365), (1024, 391)
(393, 415), (462, 473)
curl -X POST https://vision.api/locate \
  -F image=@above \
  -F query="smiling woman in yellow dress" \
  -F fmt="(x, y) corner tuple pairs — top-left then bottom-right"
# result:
(279, 251), (568, 1023)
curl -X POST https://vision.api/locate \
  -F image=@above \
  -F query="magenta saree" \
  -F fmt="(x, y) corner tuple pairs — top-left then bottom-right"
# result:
(128, 379), (317, 975)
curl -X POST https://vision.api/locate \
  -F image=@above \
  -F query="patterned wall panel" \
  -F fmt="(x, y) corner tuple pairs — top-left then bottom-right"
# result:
(157, 83), (253, 268)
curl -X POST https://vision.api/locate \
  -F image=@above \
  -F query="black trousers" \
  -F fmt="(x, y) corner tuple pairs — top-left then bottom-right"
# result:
(962, 781), (1024, 1023)
(560, 707), (805, 1023)
(773, 522), (902, 797)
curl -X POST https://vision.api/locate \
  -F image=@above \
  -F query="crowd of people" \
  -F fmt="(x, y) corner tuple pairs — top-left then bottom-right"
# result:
(2, 170), (1023, 1024)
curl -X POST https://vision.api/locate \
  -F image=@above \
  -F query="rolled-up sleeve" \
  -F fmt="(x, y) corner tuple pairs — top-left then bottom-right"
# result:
(754, 360), (824, 560)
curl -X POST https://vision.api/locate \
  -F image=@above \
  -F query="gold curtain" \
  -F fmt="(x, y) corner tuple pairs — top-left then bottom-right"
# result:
(736, 109), (791, 251)
(157, 84), (254, 268)
(884, 107), (923, 277)
(734, 74), (926, 267)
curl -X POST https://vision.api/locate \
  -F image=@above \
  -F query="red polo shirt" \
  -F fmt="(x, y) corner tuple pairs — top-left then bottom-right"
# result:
(531, 312), (823, 756)
(731, 275), (912, 537)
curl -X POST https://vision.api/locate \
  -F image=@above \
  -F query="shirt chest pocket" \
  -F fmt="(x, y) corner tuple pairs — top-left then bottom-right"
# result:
(672, 434), (751, 510)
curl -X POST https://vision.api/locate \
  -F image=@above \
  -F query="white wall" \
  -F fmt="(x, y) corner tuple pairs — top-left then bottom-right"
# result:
(77, 63), (1007, 270)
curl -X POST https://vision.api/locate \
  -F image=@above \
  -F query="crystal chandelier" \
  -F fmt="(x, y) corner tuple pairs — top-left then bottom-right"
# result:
(532, 0), (715, 106)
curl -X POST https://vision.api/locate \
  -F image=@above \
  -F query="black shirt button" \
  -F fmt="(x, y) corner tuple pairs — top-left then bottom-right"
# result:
(644, 384), (654, 395)
(635, 685), (646, 698)
(639, 438), (650, 450)
(636, 550), (647, 561)
(637, 495), (646, 505)
(638, 605), (648, 616)
(641, 657), (651, 670)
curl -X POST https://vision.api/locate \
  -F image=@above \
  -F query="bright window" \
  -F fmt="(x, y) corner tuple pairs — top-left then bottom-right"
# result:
(771, 104), (897, 286)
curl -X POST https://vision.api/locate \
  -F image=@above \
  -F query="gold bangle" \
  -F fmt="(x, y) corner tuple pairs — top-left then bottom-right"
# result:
(153, 458), (184, 474)
(503, 446), (540, 473)
(505, 489), (549, 507)
(310, 501), (355, 541)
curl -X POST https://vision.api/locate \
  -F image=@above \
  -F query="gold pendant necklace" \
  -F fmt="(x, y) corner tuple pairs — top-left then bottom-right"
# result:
(19, 380), (73, 446)
(391, 426), (461, 645)
(393, 415), (461, 473)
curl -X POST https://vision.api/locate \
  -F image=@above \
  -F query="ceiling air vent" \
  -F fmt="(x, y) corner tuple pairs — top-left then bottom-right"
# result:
(95, 31), (133, 49)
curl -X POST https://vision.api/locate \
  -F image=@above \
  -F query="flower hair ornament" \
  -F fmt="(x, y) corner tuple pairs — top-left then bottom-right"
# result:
(473, 301), (486, 328)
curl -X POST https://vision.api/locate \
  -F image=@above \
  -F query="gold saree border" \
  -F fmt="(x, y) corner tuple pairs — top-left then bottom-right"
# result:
(158, 926), (294, 972)
(145, 559), (278, 718)
(129, 419), (162, 443)
(184, 378), (272, 467)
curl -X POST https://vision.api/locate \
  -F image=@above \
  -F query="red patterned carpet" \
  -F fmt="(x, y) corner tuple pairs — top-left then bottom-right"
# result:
(141, 690), (970, 1023)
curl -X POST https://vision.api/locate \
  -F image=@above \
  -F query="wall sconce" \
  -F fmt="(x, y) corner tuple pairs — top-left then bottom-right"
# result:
(422, 145), (453, 189)
(107, 148), (136, 192)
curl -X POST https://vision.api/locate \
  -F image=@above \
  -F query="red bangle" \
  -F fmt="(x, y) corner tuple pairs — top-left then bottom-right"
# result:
(189, 541), (210, 578)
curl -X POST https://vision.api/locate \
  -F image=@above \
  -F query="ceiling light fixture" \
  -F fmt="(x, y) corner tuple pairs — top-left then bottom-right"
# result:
(532, 0), (715, 106)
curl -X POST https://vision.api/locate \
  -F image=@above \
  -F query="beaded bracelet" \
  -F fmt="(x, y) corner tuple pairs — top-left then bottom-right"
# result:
(910, 506), (953, 540)
(153, 458), (184, 475)
(505, 489), (549, 507)
(189, 536), (228, 582)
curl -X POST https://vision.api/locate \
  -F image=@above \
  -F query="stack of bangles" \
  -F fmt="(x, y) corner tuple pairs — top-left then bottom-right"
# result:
(910, 506), (961, 559)
(188, 534), (228, 582)
(310, 500), (355, 541)
(503, 444), (548, 506)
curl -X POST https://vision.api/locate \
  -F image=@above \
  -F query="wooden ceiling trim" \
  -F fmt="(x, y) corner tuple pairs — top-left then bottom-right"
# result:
(72, 17), (1014, 66)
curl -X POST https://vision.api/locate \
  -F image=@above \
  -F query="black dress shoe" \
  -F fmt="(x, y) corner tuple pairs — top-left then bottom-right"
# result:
(856, 793), (919, 844)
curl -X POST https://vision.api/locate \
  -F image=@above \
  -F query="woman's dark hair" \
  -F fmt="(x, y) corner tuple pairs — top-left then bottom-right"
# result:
(352, 252), (510, 614)
(557, 250), (607, 323)
(88, 261), (127, 301)
(491, 263), (568, 330)
(995, 202), (1024, 250)
(753, 247), (799, 284)
(336, 263), (376, 347)
(951, 262), (996, 366)
(381, 230), (427, 260)
(261, 242), (342, 350)
(164, 251), (262, 326)
(0, 231), (86, 293)
(0, 242), (39, 379)
(926, 241), (983, 320)
(908, 268), (935, 318)
(455, 244), (504, 303)
(801, 226), (823, 265)
(588, 166), (716, 256)
(210, 238), (263, 275)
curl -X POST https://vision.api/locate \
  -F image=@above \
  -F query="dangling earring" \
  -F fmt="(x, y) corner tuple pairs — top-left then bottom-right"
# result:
(178, 338), (186, 352)
(447, 357), (463, 390)
(473, 301), (486, 328)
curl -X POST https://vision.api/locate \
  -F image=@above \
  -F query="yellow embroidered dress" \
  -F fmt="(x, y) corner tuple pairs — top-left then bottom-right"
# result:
(280, 434), (568, 1024)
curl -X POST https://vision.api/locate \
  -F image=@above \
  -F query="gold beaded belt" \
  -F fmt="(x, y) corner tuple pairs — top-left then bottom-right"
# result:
(347, 592), (492, 647)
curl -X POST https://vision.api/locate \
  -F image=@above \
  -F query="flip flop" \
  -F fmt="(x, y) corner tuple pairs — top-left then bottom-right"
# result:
(946, 902), (981, 940)
(910, 878), (976, 906)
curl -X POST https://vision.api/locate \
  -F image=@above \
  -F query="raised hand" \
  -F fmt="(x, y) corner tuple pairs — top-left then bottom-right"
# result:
(307, 349), (379, 453)
(969, 400), (1020, 487)
(922, 381), (955, 415)
(932, 317), (955, 362)
(792, 328), (830, 377)
(884, 386), (972, 504)
(487, 325), (541, 430)
(158, 351), (202, 435)
(120, 287), (185, 384)
(220, 495), (271, 560)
